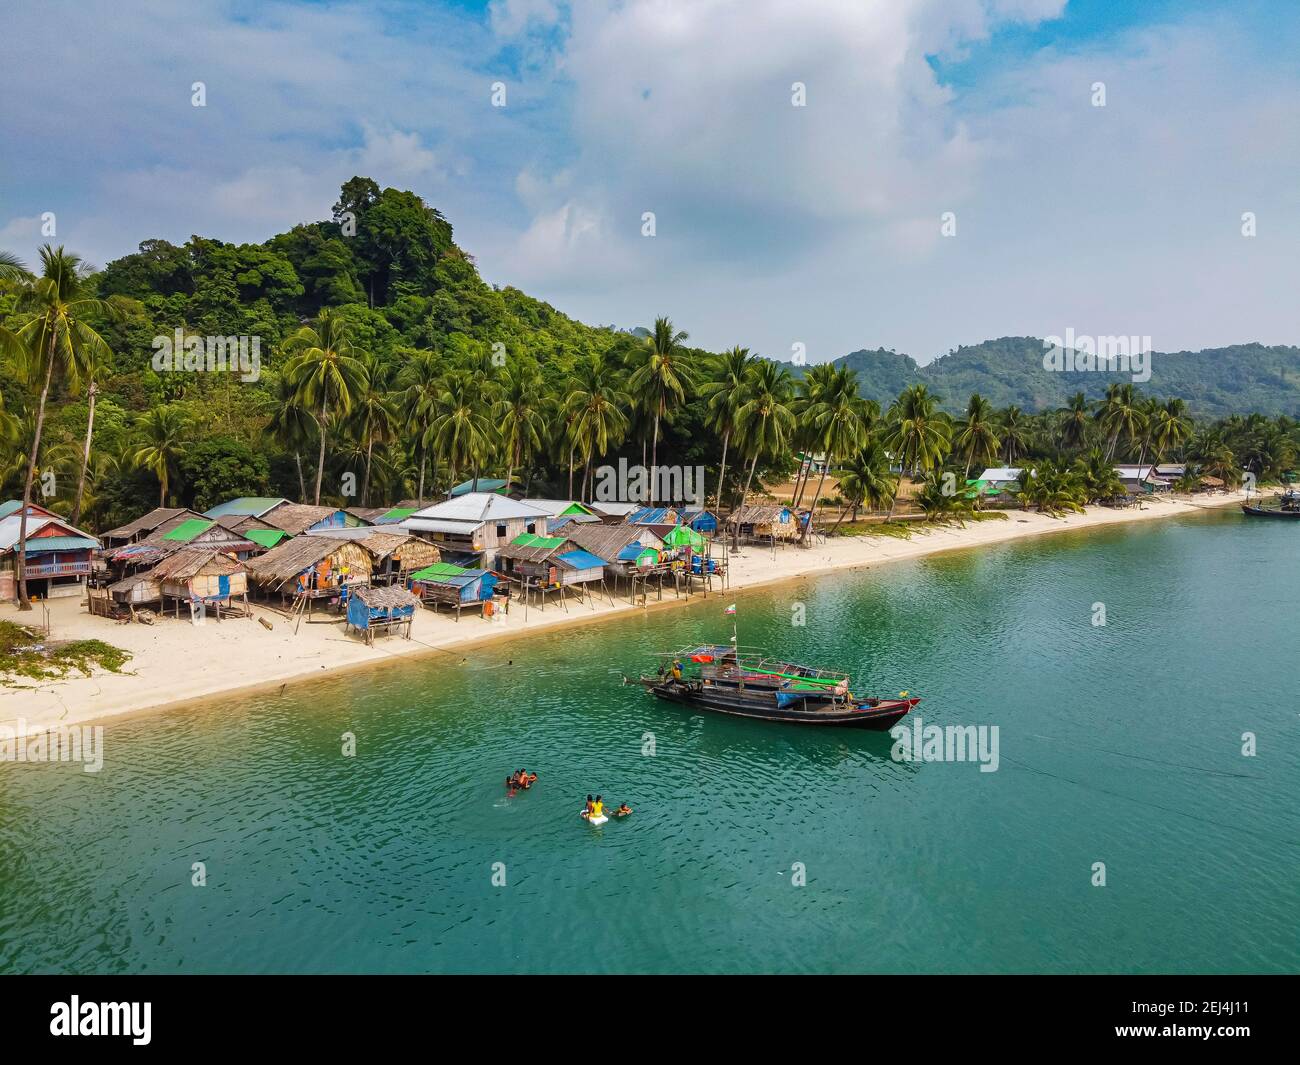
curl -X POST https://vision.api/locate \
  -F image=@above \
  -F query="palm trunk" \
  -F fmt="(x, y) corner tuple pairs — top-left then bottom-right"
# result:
(803, 462), (830, 544)
(363, 435), (374, 506)
(314, 397), (328, 505)
(295, 451), (307, 502)
(16, 335), (57, 609)
(567, 441), (575, 499)
(416, 443), (426, 506)
(159, 474), (167, 508)
(832, 502), (852, 531)
(650, 411), (660, 505)
(715, 429), (731, 512)
(70, 381), (97, 527)
(734, 453), (759, 550)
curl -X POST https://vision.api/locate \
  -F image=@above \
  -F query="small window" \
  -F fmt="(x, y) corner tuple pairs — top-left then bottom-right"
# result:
(496, 524), (507, 539)
(526, 522), (536, 534)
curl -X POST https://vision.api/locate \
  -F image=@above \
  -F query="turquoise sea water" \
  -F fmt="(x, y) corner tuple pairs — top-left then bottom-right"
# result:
(2, 510), (1297, 974)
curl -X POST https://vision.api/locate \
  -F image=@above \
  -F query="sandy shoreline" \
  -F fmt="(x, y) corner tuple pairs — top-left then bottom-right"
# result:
(1, 491), (1248, 732)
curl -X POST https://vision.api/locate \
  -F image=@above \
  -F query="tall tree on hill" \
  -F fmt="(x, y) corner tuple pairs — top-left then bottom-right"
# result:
(998, 405), (1031, 465)
(349, 355), (399, 506)
(629, 317), (694, 504)
(283, 308), (368, 504)
(1057, 391), (1090, 452)
(428, 369), (490, 492)
(883, 384), (951, 478)
(269, 374), (315, 501)
(497, 358), (548, 498)
(1, 246), (120, 609)
(790, 363), (836, 512)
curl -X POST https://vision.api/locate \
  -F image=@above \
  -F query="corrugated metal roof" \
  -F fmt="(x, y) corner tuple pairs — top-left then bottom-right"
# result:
(18, 535), (98, 553)
(162, 518), (215, 542)
(204, 496), (288, 518)
(399, 517), (482, 535)
(0, 514), (101, 552)
(409, 493), (549, 524)
(556, 549), (607, 570)
(244, 528), (290, 548)
(449, 478), (508, 497)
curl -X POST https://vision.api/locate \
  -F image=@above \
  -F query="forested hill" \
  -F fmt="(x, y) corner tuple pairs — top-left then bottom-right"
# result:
(779, 338), (1300, 418)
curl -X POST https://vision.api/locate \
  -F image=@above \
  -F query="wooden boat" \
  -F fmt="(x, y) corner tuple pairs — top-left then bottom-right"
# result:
(1241, 489), (1300, 519)
(632, 644), (919, 729)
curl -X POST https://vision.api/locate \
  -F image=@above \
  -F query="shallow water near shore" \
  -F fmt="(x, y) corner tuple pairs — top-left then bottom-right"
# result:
(2, 508), (1298, 973)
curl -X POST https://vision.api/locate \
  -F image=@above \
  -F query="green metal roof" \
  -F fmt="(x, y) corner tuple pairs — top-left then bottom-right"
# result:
(245, 528), (290, 548)
(409, 562), (472, 580)
(163, 518), (215, 542)
(380, 507), (418, 521)
(510, 532), (567, 549)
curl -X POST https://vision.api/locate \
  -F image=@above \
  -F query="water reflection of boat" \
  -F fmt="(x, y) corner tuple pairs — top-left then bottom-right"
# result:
(1241, 488), (1300, 519)
(633, 644), (919, 729)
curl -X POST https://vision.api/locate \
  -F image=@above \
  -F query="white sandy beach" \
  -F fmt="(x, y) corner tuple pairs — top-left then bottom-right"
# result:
(1, 490), (1249, 733)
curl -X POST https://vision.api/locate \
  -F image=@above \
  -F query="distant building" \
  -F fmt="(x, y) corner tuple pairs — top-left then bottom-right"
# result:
(1114, 465), (1171, 494)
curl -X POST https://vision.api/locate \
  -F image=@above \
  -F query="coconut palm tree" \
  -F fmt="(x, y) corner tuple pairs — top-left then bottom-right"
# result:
(1073, 447), (1126, 502)
(397, 350), (444, 504)
(283, 308), (368, 504)
(833, 438), (897, 528)
(428, 369), (490, 490)
(1057, 391), (1090, 453)
(348, 356), (399, 506)
(882, 384), (951, 477)
(734, 359), (796, 503)
(130, 405), (188, 506)
(496, 358), (548, 498)
(699, 346), (757, 511)
(789, 363), (836, 511)
(998, 405), (1031, 465)
(1, 245), (121, 608)
(803, 367), (873, 542)
(269, 374), (316, 501)
(954, 392), (1001, 478)
(568, 351), (631, 500)
(628, 316), (695, 504)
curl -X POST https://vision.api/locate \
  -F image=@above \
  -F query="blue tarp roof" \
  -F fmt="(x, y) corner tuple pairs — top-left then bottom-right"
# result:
(556, 549), (607, 570)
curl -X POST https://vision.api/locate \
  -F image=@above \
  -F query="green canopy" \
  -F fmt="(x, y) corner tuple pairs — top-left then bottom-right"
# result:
(663, 525), (705, 548)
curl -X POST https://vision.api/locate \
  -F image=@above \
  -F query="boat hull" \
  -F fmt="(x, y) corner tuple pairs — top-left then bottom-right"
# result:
(1241, 504), (1300, 519)
(643, 681), (918, 729)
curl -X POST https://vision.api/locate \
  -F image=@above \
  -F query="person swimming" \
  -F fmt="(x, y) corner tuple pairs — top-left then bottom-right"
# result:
(522, 770), (537, 788)
(591, 795), (604, 819)
(615, 803), (632, 817)
(505, 776), (518, 796)
(581, 794), (594, 819)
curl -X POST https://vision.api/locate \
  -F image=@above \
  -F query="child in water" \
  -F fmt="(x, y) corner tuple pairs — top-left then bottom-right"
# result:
(505, 776), (518, 797)
(581, 794), (594, 819)
(615, 803), (632, 818)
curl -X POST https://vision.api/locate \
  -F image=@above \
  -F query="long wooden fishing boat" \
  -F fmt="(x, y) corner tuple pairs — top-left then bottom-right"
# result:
(630, 644), (919, 729)
(1241, 489), (1300, 519)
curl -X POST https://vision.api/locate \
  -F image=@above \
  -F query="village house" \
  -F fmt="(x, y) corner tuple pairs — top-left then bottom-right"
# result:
(398, 493), (551, 568)
(0, 501), (101, 602)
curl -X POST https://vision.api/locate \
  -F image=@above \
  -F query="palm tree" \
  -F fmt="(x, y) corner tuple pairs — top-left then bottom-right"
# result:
(955, 392), (1001, 478)
(882, 384), (951, 477)
(998, 405), (1031, 465)
(628, 316), (694, 504)
(734, 360), (796, 503)
(428, 369), (490, 490)
(1057, 391), (1090, 452)
(833, 439), (897, 529)
(131, 406), (188, 506)
(1095, 383), (1146, 461)
(349, 357), (399, 506)
(803, 367), (873, 542)
(1, 246), (120, 608)
(790, 363), (836, 511)
(283, 308), (368, 504)
(568, 351), (631, 500)
(497, 359), (548, 497)
(1073, 447), (1126, 502)
(397, 350), (444, 504)
(269, 374), (316, 501)
(699, 346), (756, 511)
(1151, 397), (1192, 463)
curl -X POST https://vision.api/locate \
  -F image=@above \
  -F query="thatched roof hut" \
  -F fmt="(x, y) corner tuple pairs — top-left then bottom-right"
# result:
(149, 547), (248, 603)
(728, 504), (799, 540)
(245, 537), (372, 592)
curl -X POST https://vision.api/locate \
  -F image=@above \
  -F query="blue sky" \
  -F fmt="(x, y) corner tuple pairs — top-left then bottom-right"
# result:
(2, 0), (1297, 364)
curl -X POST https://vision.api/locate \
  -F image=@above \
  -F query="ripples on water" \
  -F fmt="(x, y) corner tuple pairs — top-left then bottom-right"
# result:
(1, 511), (1298, 973)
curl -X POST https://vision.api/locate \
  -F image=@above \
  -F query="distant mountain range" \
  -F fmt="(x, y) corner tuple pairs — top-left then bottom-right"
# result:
(776, 337), (1300, 418)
